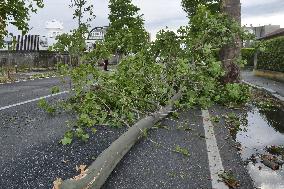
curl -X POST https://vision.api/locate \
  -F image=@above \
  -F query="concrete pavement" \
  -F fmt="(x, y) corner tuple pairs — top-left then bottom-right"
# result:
(242, 71), (284, 98)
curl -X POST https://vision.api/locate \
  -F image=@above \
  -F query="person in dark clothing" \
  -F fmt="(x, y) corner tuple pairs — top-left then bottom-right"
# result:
(103, 59), (109, 71)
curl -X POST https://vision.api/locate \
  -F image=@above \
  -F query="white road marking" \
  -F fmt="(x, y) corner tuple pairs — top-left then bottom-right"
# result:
(202, 109), (228, 189)
(0, 91), (69, 111)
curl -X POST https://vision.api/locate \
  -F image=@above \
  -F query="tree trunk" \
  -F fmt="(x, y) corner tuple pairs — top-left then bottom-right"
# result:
(220, 0), (241, 83)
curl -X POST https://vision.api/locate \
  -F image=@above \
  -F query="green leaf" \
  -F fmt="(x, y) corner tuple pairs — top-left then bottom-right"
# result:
(174, 145), (190, 157)
(61, 137), (72, 145)
(81, 134), (90, 142)
(51, 86), (60, 94)
(91, 128), (97, 134)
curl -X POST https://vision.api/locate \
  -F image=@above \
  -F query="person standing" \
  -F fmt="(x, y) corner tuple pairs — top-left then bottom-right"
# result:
(103, 59), (109, 71)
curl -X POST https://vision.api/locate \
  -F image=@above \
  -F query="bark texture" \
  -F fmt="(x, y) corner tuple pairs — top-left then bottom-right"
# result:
(220, 0), (241, 83)
(59, 92), (182, 189)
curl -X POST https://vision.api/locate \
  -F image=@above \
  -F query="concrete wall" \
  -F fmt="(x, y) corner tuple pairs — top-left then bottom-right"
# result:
(0, 51), (71, 69)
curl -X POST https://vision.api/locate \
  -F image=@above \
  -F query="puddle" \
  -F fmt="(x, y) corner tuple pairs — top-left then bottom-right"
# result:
(237, 105), (284, 189)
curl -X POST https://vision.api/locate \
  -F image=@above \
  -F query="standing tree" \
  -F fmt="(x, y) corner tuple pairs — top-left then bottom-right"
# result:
(105, 0), (149, 56)
(219, 0), (241, 83)
(181, 0), (242, 83)
(53, 0), (95, 65)
(181, 0), (221, 17)
(0, 0), (44, 47)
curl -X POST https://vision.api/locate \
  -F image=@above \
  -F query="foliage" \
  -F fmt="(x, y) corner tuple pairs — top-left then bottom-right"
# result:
(0, 0), (44, 47)
(151, 29), (184, 63)
(84, 41), (111, 65)
(51, 86), (60, 94)
(174, 145), (190, 157)
(69, 0), (95, 26)
(218, 171), (240, 189)
(266, 145), (284, 156)
(210, 115), (221, 123)
(219, 83), (251, 104)
(181, 6), (248, 60)
(224, 112), (241, 139)
(51, 0), (95, 64)
(52, 26), (88, 57)
(241, 48), (255, 67)
(257, 36), (284, 72)
(105, 0), (149, 55)
(38, 99), (56, 115)
(42, 5), (251, 143)
(181, 0), (221, 17)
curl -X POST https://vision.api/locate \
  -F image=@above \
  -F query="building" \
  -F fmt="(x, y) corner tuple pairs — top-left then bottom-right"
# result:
(45, 19), (64, 39)
(88, 26), (109, 41)
(85, 26), (109, 51)
(243, 24), (281, 47)
(44, 19), (64, 49)
(259, 28), (284, 40)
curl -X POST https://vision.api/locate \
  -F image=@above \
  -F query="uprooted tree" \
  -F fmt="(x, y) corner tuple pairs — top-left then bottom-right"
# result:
(182, 0), (242, 83)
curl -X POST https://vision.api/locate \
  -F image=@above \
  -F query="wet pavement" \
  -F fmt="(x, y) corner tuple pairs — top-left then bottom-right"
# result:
(242, 70), (284, 97)
(4, 76), (283, 189)
(237, 104), (284, 189)
(209, 88), (284, 189)
(103, 109), (254, 189)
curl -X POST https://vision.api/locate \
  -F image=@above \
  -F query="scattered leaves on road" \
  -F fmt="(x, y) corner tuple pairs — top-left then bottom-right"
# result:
(219, 171), (240, 189)
(173, 145), (190, 157)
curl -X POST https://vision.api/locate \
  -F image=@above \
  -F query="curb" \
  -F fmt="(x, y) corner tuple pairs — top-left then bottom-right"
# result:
(0, 75), (57, 85)
(242, 80), (284, 102)
(59, 92), (182, 189)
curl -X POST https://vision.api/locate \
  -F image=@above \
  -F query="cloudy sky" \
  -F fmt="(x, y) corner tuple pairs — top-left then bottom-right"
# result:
(10, 0), (284, 37)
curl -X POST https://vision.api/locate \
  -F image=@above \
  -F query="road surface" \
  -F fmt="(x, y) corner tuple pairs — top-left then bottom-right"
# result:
(0, 78), (254, 189)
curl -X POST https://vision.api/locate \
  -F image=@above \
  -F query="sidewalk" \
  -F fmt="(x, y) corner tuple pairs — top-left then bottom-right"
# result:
(242, 70), (284, 98)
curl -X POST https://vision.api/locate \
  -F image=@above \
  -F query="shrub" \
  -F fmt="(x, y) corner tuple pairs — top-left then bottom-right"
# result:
(258, 36), (284, 73)
(218, 83), (251, 104)
(241, 48), (255, 67)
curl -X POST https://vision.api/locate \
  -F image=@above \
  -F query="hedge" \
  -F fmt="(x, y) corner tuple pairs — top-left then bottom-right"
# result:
(258, 36), (284, 73)
(212, 48), (255, 67)
(241, 48), (255, 67)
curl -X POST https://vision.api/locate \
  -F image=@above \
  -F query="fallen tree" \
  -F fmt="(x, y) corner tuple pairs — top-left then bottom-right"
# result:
(44, 4), (252, 189)
(60, 92), (181, 189)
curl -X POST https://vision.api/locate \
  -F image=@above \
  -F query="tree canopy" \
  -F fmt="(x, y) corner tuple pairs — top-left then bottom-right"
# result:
(181, 0), (221, 17)
(105, 0), (149, 55)
(0, 0), (44, 47)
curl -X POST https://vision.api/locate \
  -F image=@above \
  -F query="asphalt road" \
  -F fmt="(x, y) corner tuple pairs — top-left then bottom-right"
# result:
(103, 109), (254, 189)
(0, 78), (126, 189)
(0, 78), (254, 189)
